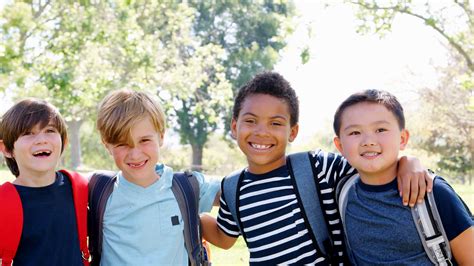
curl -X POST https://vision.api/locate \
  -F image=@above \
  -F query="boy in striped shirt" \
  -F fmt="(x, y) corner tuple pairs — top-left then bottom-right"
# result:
(201, 72), (430, 265)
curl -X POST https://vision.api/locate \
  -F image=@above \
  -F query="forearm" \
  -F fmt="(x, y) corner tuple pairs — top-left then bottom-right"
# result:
(200, 213), (238, 249)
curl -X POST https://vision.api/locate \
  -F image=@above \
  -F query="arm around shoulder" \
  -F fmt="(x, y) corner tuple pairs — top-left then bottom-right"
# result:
(200, 213), (238, 250)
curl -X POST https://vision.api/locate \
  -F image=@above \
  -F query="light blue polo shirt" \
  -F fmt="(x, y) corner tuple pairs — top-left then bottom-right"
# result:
(100, 164), (220, 266)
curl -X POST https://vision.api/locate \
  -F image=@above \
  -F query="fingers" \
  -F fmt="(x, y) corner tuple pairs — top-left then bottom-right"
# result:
(401, 174), (411, 206)
(416, 174), (427, 204)
(425, 170), (434, 193)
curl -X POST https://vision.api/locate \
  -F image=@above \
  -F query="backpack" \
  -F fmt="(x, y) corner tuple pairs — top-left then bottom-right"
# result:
(88, 170), (210, 266)
(0, 170), (90, 266)
(336, 174), (473, 266)
(222, 152), (334, 260)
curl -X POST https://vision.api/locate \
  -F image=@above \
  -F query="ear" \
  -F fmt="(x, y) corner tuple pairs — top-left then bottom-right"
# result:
(0, 140), (13, 158)
(333, 136), (344, 154)
(288, 124), (299, 143)
(399, 129), (409, 150)
(230, 118), (237, 140)
(158, 131), (165, 147)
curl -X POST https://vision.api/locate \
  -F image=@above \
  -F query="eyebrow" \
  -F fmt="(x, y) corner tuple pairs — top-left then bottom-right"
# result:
(241, 112), (288, 120)
(342, 120), (391, 131)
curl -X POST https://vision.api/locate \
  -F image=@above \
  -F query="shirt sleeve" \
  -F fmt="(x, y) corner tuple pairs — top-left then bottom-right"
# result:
(216, 182), (241, 238)
(433, 177), (474, 241)
(310, 149), (357, 188)
(193, 171), (221, 213)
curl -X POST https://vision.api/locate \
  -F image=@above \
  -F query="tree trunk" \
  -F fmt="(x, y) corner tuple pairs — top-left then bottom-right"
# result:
(66, 119), (83, 170)
(191, 143), (204, 172)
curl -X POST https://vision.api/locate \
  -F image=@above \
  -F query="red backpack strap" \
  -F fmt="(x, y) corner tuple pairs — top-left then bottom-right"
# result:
(60, 170), (90, 266)
(0, 182), (23, 266)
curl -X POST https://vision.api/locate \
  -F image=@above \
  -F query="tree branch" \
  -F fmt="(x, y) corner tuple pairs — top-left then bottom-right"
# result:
(351, 1), (474, 72)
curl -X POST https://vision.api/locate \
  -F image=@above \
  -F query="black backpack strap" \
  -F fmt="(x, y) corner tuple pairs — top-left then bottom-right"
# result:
(171, 171), (209, 266)
(88, 170), (117, 266)
(287, 152), (331, 257)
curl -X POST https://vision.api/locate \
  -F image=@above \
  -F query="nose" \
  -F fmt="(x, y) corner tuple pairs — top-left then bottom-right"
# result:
(34, 132), (48, 144)
(254, 123), (270, 137)
(128, 146), (142, 159)
(361, 133), (376, 147)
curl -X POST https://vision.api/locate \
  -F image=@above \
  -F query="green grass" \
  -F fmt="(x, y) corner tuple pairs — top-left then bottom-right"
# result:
(1, 168), (472, 265)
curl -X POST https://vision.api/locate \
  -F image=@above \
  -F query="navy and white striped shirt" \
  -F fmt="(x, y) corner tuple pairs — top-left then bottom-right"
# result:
(217, 150), (355, 265)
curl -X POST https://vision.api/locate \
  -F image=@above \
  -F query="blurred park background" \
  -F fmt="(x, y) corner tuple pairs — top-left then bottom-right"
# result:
(0, 0), (473, 264)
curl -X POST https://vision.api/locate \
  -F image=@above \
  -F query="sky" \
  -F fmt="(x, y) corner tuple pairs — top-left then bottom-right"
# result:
(276, 1), (448, 144)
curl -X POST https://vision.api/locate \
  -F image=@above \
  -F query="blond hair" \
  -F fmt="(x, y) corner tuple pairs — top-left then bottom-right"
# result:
(97, 89), (166, 145)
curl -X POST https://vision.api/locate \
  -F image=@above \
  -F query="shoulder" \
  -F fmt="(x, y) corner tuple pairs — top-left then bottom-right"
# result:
(432, 177), (461, 201)
(432, 176), (474, 240)
(58, 169), (88, 186)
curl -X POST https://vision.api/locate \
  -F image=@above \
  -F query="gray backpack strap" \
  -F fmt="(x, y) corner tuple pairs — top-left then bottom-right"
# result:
(287, 152), (330, 256)
(171, 171), (210, 266)
(222, 169), (244, 235)
(412, 177), (452, 266)
(335, 173), (359, 261)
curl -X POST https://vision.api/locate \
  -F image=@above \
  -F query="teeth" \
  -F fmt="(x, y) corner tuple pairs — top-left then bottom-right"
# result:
(128, 161), (146, 168)
(362, 152), (379, 156)
(251, 143), (272, 150)
(33, 150), (51, 156)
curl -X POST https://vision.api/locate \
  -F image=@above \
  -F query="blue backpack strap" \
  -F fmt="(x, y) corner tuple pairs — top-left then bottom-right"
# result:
(171, 171), (209, 266)
(287, 152), (331, 257)
(222, 169), (245, 236)
(88, 170), (117, 266)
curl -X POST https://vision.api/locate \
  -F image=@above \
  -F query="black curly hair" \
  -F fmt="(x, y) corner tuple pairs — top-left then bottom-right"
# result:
(232, 71), (299, 126)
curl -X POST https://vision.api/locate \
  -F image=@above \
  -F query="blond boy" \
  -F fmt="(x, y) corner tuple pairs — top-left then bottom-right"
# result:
(91, 89), (220, 265)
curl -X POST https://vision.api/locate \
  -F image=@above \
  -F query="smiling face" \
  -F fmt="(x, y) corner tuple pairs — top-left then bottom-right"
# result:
(231, 93), (299, 174)
(105, 116), (163, 187)
(334, 102), (409, 185)
(6, 123), (63, 181)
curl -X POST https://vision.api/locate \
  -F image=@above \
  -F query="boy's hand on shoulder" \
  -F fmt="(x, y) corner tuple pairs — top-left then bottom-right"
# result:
(397, 156), (433, 207)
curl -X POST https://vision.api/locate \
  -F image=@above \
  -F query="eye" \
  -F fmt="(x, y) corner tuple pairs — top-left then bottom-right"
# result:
(349, 131), (360, 136)
(141, 138), (151, 143)
(22, 131), (33, 136)
(376, 128), (387, 133)
(115, 143), (127, 148)
(46, 128), (58, 133)
(244, 119), (256, 124)
(271, 121), (283, 126)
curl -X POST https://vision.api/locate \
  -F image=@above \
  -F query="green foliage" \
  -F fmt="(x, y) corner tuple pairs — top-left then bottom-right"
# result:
(409, 59), (473, 184)
(0, 1), (297, 172)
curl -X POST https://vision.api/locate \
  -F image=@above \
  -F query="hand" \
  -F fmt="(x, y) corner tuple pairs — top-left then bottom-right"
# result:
(397, 156), (434, 207)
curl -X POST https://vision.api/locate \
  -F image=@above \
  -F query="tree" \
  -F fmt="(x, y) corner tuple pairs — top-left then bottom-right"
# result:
(411, 54), (473, 184)
(178, 0), (297, 170)
(1, 1), (298, 172)
(349, 0), (474, 72)
(1, 1), (233, 171)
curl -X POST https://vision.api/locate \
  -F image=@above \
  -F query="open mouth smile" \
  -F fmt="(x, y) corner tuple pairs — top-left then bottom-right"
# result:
(360, 151), (381, 158)
(127, 160), (147, 168)
(249, 142), (274, 150)
(32, 150), (52, 157)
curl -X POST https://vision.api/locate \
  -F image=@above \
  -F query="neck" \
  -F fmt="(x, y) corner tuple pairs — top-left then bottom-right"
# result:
(14, 171), (57, 187)
(123, 172), (160, 188)
(358, 167), (398, 186)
